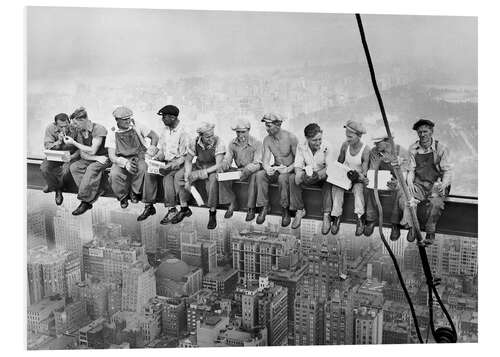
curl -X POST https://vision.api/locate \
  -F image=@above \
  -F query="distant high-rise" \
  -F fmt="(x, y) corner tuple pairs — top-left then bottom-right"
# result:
(139, 218), (157, 253)
(54, 298), (89, 336)
(324, 289), (354, 345)
(27, 210), (47, 249)
(202, 266), (239, 296)
(54, 207), (92, 253)
(158, 296), (187, 338)
(27, 295), (65, 335)
(426, 236), (478, 277)
(353, 307), (383, 345)
(294, 287), (324, 346)
(121, 261), (156, 313)
(256, 282), (288, 346)
(231, 229), (298, 284)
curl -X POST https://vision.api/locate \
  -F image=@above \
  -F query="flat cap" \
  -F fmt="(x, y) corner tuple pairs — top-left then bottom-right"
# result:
(54, 113), (69, 122)
(231, 118), (251, 131)
(371, 127), (394, 143)
(71, 107), (87, 120)
(112, 106), (133, 120)
(344, 120), (366, 135)
(261, 112), (283, 124)
(157, 105), (179, 117)
(412, 118), (434, 131)
(196, 121), (215, 135)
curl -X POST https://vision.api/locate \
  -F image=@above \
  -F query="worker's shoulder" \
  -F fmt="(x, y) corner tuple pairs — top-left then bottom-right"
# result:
(92, 122), (108, 136)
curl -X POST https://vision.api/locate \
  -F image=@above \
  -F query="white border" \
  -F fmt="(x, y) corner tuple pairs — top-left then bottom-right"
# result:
(2, 1), (494, 357)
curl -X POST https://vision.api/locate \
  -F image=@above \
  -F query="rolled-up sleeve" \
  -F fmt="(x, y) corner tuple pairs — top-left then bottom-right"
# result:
(223, 143), (235, 168)
(439, 144), (453, 187)
(44, 125), (60, 150)
(294, 145), (306, 170)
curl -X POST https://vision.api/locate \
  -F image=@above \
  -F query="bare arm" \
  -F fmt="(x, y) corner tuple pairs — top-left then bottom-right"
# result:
(360, 146), (370, 176)
(66, 136), (104, 155)
(285, 133), (299, 173)
(262, 137), (273, 172)
(147, 130), (159, 147)
(337, 142), (347, 164)
(206, 153), (224, 174)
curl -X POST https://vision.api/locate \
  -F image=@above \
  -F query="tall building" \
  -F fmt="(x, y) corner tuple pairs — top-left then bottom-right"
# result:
(54, 298), (89, 336)
(181, 239), (217, 274)
(159, 296), (187, 338)
(139, 218), (157, 253)
(256, 282), (288, 346)
(27, 210), (47, 249)
(155, 258), (203, 298)
(231, 229), (298, 284)
(27, 296), (65, 335)
(53, 207), (92, 253)
(353, 307), (383, 345)
(78, 318), (106, 348)
(303, 235), (346, 301)
(27, 247), (81, 303)
(294, 287), (324, 346)
(82, 238), (144, 283)
(202, 266), (238, 296)
(427, 236), (478, 277)
(74, 278), (109, 320)
(158, 224), (182, 258)
(121, 261), (156, 313)
(241, 288), (258, 330)
(268, 265), (308, 345)
(208, 220), (230, 263)
(324, 289), (354, 345)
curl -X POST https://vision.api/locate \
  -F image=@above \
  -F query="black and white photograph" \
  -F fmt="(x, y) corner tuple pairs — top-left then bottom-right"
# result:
(19, 2), (482, 353)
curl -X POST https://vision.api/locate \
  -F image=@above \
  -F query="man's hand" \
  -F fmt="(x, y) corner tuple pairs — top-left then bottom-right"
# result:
(63, 136), (76, 146)
(158, 164), (172, 176)
(265, 167), (275, 176)
(304, 165), (313, 177)
(220, 161), (230, 172)
(435, 182), (445, 196)
(387, 178), (399, 191)
(146, 146), (159, 158)
(190, 169), (208, 182)
(184, 181), (192, 193)
(96, 156), (109, 165)
(240, 168), (251, 181)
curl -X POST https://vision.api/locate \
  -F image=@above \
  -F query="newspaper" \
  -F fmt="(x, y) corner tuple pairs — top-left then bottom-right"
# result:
(145, 158), (167, 175)
(326, 161), (352, 190)
(367, 169), (393, 190)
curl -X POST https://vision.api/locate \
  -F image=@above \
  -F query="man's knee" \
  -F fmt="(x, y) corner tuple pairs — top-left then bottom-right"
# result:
(255, 170), (266, 183)
(278, 173), (289, 185)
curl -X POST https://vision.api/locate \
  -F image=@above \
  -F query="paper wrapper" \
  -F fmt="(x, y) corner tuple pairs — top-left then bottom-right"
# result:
(217, 171), (241, 181)
(44, 150), (70, 162)
(190, 186), (204, 206)
(367, 169), (393, 190)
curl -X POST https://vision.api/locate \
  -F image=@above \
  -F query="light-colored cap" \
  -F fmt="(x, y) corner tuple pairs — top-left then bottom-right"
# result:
(344, 120), (366, 135)
(261, 112), (283, 124)
(371, 127), (394, 143)
(231, 118), (251, 131)
(112, 106), (133, 120)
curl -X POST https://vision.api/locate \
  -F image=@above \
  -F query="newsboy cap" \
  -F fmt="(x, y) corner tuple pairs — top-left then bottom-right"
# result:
(231, 118), (251, 131)
(157, 105), (179, 117)
(261, 112), (283, 124)
(371, 127), (394, 143)
(196, 121), (215, 135)
(71, 107), (88, 120)
(344, 120), (366, 135)
(112, 106), (133, 120)
(412, 118), (435, 131)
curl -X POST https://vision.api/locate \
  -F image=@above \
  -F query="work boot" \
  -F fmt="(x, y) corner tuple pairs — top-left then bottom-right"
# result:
(245, 208), (256, 222)
(55, 190), (63, 206)
(424, 232), (435, 246)
(72, 202), (92, 216)
(291, 209), (306, 229)
(120, 198), (129, 209)
(160, 207), (178, 224)
(364, 220), (376, 237)
(281, 208), (291, 227)
(256, 206), (268, 225)
(224, 202), (236, 219)
(137, 204), (156, 221)
(355, 216), (365, 236)
(390, 224), (401, 241)
(130, 192), (140, 204)
(331, 216), (341, 235)
(321, 214), (331, 235)
(207, 210), (217, 230)
(406, 227), (415, 242)
(171, 207), (192, 224)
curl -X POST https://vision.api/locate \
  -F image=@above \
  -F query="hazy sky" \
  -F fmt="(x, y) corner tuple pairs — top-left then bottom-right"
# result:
(27, 7), (477, 81)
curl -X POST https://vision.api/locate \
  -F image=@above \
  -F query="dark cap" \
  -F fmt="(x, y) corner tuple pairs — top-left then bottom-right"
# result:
(54, 113), (69, 122)
(412, 119), (435, 131)
(157, 105), (179, 117)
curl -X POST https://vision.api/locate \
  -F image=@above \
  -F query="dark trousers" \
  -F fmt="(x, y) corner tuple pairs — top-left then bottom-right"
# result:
(365, 189), (401, 224)
(177, 168), (218, 209)
(255, 170), (291, 208)
(69, 159), (111, 203)
(109, 159), (147, 201)
(289, 173), (332, 213)
(400, 182), (446, 234)
(219, 170), (257, 209)
(40, 159), (72, 191)
(142, 168), (185, 207)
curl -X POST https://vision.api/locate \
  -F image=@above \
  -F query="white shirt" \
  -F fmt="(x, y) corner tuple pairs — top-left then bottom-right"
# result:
(294, 140), (330, 172)
(158, 123), (191, 162)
